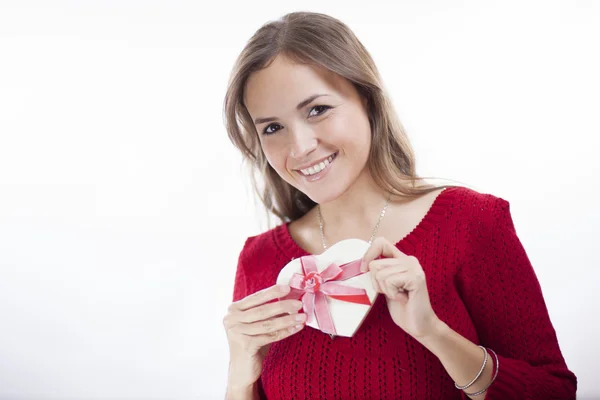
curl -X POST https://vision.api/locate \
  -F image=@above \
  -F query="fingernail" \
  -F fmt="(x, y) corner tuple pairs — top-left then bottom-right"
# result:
(288, 325), (302, 333)
(295, 314), (306, 322)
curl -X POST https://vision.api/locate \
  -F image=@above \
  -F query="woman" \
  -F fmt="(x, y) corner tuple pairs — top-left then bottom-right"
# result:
(221, 11), (577, 400)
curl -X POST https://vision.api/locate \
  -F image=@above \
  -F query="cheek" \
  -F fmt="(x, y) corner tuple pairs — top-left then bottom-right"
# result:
(319, 116), (347, 144)
(261, 140), (289, 171)
(323, 111), (371, 150)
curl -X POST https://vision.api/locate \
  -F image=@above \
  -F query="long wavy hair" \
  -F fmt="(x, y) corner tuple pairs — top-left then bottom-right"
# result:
(223, 11), (463, 227)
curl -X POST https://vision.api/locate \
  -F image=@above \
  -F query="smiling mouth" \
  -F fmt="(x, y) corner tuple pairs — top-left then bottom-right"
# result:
(297, 152), (338, 176)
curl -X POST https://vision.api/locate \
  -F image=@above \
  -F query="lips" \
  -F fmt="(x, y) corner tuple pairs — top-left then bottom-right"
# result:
(296, 152), (338, 177)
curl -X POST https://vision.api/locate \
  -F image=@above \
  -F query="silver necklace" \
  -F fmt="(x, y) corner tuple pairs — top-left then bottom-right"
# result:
(317, 191), (392, 250)
(316, 191), (392, 339)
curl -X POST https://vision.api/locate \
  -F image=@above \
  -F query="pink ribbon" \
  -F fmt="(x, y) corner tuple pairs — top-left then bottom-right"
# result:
(280, 255), (371, 335)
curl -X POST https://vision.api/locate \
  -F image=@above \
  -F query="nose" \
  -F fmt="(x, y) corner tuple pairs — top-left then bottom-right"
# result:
(289, 125), (318, 159)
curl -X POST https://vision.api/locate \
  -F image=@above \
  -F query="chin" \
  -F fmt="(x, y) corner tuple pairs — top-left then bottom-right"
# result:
(305, 179), (355, 205)
(284, 154), (364, 204)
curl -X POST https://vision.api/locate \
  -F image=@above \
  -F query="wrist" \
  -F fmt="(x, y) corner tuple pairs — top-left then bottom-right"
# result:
(226, 382), (256, 400)
(414, 317), (449, 349)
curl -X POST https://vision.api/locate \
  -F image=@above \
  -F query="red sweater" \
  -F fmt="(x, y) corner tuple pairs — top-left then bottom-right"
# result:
(231, 186), (577, 399)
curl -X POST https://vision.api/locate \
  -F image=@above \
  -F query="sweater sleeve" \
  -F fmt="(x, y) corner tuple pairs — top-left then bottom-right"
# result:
(230, 236), (268, 400)
(232, 239), (249, 302)
(457, 196), (577, 400)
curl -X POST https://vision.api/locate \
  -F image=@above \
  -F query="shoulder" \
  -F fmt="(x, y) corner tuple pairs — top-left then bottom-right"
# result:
(446, 184), (508, 208)
(237, 223), (288, 268)
(233, 224), (287, 301)
(446, 185), (511, 220)
(447, 186), (516, 250)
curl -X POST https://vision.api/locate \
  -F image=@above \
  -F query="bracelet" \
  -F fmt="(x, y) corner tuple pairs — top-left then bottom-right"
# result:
(464, 347), (499, 397)
(454, 345), (488, 390)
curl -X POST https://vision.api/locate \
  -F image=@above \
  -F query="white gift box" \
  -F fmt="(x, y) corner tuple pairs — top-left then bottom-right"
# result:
(276, 238), (379, 337)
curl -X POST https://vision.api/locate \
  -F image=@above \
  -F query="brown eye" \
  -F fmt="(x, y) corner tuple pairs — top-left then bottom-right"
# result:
(263, 123), (282, 135)
(308, 105), (331, 117)
(261, 105), (331, 136)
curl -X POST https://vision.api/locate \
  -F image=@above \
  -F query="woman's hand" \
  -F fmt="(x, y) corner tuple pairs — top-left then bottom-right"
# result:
(360, 237), (442, 340)
(223, 284), (306, 390)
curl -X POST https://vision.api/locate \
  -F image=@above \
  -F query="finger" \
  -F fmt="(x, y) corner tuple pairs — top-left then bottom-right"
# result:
(373, 265), (410, 299)
(365, 259), (403, 294)
(360, 237), (404, 272)
(381, 273), (409, 299)
(360, 257), (383, 294)
(241, 312), (308, 336)
(238, 299), (303, 324)
(374, 265), (410, 281)
(368, 258), (403, 270)
(370, 268), (383, 295)
(366, 259), (406, 283)
(382, 279), (401, 300)
(232, 284), (291, 312)
(252, 322), (306, 347)
(385, 281), (409, 303)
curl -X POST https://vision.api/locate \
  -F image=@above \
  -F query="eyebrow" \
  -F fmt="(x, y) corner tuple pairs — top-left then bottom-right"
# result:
(253, 94), (330, 125)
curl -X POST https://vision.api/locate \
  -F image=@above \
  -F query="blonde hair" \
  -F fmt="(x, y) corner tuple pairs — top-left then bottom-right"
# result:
(223, 11), (461, 226)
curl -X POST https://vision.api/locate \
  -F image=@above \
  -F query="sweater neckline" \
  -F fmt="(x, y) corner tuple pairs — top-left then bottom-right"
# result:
(273, 185), (461, 259)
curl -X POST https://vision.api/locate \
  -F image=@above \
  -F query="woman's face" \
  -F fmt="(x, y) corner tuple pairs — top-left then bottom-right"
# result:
(243, 55), (372, 204)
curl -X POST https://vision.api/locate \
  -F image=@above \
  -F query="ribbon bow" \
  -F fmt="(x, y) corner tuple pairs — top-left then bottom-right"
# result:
(281, 255), (371, 335)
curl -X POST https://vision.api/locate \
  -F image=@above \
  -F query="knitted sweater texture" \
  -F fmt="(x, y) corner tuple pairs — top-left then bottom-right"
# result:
(231, 186), (577, 399)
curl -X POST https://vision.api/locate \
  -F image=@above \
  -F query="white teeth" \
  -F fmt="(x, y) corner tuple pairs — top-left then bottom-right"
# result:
(299, 153), (336, 176)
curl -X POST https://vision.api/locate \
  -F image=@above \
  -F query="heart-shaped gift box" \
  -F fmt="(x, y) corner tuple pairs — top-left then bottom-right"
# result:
(276, 238), (379, 337)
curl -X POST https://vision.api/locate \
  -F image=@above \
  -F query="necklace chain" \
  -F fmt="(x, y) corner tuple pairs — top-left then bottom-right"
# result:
(317, 191), (392, 250)
(317, 192), (392, 340)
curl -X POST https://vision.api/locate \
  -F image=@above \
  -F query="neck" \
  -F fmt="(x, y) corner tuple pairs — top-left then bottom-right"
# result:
(317, 169), (408, 239)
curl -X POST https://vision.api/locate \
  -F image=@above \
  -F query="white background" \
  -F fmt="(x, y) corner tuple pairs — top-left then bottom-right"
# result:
(0, 1), (598, 399)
